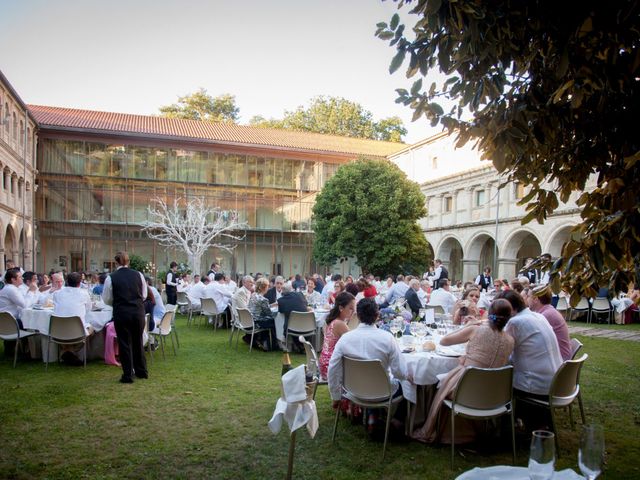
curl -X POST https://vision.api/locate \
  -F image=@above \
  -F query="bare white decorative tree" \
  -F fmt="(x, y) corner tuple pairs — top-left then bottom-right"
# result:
(141, 197), (247, 274)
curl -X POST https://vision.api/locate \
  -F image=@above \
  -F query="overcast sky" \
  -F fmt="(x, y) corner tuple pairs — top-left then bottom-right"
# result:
(0, 0), (447, 143)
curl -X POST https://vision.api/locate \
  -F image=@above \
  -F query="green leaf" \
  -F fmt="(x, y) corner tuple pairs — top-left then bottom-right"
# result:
(390, 13), (400, 31)
(389, 49), (406, 74)
(411, 78), (423, 95)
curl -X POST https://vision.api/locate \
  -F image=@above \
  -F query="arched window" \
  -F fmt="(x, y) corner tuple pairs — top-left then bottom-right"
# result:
(3, 103), (9, 134)
(19, 120), (24, 147)
(12, 112), (17, 140)
(27, 128), (32, 157)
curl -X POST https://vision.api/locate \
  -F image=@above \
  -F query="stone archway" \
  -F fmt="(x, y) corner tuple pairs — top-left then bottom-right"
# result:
(4, 224), (17, 268)
(502, 228), (543, 275)
(545, 224), (576, 258)
(436, 236), (464, 283)
(465, 232), (498, 281)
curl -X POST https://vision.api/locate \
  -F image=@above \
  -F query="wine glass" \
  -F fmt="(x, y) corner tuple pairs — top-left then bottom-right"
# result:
(414, 322), (427, 351)
(418, 308), (426, 321)
(528, 430), (555, 480)
(579, 424), (604, 480)
(409, 321), (419, 338)
(389, 319), (400, 339)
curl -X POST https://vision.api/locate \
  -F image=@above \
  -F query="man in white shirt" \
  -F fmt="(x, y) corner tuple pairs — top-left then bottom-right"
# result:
(188, 275), (209, 310)
(417, 280), (430, 307)
(231, 275), (255, 322)
(207, 262), (222, 282)
(428, 279), (457, 314)
(52, 272), (93, 329)
(0, 268), (27, 326)
(384, 274), (409, 306)
(39, 272), (65, 304)
(21, 271), (43, 308)
(204, 272), (233, 325)
(498, 290), (562, 396)
(321, 274), (340, 303)
(328, 298), (409, 407)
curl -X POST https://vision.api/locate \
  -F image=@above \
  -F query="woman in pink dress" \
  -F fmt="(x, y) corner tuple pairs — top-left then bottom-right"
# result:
(318, 291), (355, 379)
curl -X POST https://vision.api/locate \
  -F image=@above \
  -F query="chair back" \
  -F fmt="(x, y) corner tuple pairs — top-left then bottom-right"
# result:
(177, 291), (189, 305)
(454, 365), (513, 410)
(342, 356), (392, 402)
(555, 296), (569, 312)
(0, 311), (19, 337)
(550, 354), (587, 403)
(236, 308), (255, 329)
(570, 338), (583, 359)
(427, 304), (445, 315)
(201, 297), (219, 316)
(157, 310), (174, 335)
(591, 297), (610, 312)
(288, 311), (315, 334)
(49, 315), (86, 341)
(299, 335), (320, 378)
(573, 297), (590, 310)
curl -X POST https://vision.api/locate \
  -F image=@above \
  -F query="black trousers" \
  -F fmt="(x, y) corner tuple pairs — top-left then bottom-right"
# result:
(166, 286), (177, 305)
(114, 311), (147, 379)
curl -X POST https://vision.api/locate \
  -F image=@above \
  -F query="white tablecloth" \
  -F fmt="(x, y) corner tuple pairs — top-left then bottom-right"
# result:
(21, 307), (113, 334)
(456, 465), (585, 480)
(400, 348), (460, 403)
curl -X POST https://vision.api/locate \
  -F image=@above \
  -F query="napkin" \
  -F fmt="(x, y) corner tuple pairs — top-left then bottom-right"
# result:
(282, 365), (306, 403)
(268, 365), (318, 437)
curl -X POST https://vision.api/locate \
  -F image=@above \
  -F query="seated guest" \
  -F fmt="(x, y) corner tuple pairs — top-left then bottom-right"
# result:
(452, 286), (486, 325)
(231, 275), (255, 321)
(92, 273), (107, 296)
(501, 278), (510, 291)
(53, 272), (93, 328)
(497, 290), (562, 397)
(188, 274), (209, 310)
(404, 279), (423, 317)
(277, 283), (309, 339)
(248, 277), (277, 351)
(318, 292), (354, 379)
(360, 278), (378, 298)
(384, 274), (409, 306)
(527, 285), (571, 360)
(145, 277), (165, 328)
(345, 282), (359, 298)
(303, 279), (322, 306)
(328, 298), (409, 408)
(312, 274), (324, 294)
(0, 268), (27, 327)
(428, 279), (457, 314)
(265, 276), (285, 304)
(413, 298), (515, 443)
(329, 280), (346, 306)
(292, 274), (306, 291)
(204, 273), (233, 327)
(21, 271), (43, 307)
(39, 272), (65, 304)
(321, 274), (341, 303)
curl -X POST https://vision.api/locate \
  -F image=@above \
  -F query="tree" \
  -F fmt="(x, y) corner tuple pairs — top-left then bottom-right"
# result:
(249, 96), (408, 142)
(376, 1), (640, 299)
(159, 88), (239, 123)
(312, 158), (429, 276)
(141, 197), (247, 274)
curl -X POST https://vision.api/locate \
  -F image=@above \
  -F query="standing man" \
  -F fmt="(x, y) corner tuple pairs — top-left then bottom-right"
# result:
(207, 262), (222, 282)
(102, 251), (148, 384)
(523, 257), (539, 284)
(475, 266), (493, 292)
(165, 261), (178, 306)
(432, 259), (449, 290)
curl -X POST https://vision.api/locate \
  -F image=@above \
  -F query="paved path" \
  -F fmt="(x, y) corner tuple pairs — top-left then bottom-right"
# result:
(568, 325), (640, 342)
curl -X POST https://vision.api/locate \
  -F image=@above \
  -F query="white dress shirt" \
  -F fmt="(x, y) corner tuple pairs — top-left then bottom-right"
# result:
(505, 308), (563, 395)
(188, 281), (207, 308)
(53, 286), (92, 324)
(328, 324), (408, 401)
(0, 284), (27, 319)
(204, 281), (233, 313)
(321, 281), (335, 302)
(149, 286), (165, 322)
(385, 281), (409, 304)
(428, 288), (457, 314)
(417, 288), (428, 307)
(101, 267), (148, 306)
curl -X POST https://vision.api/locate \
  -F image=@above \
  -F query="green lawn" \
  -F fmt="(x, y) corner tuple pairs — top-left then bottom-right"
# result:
(1, 316), (639, 479)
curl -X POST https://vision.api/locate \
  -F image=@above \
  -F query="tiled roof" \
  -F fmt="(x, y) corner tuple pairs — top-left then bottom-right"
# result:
(28, 105), (405, 157)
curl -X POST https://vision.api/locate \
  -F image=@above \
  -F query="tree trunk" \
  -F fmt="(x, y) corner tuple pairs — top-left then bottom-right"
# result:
(189, 253), (202, 276)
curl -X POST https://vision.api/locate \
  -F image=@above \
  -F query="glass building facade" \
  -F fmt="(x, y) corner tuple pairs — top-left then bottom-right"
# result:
(36, 137), (343, 277)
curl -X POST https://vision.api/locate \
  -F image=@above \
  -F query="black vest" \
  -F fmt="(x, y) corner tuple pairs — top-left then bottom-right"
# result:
(478, 274), (492, 291)
(110, 267), (144, 315)
(440, 266), (449, 280)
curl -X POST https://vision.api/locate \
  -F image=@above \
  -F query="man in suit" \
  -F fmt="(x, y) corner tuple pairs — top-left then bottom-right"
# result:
(523, 257), (539, 284)
(265, 275), (285, 304)
(102, 251), (148, 383)
(277, 283), (309, 338)
(231, 275), (255, 321)
(432, 259), (449, 289)
(404, 279), (423, 317)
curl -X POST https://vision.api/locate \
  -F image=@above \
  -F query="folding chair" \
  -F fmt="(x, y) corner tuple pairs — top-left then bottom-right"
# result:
(298, 335), (327, 399)
(589, 297), (612, 324)
(286, 311), (317, 351)
(568, 297), (590, 322)
(149, 310), (177, 359)
(0, 312), (35, 368)
(46, 315), (89, 370)
(234, 308), (272, 353)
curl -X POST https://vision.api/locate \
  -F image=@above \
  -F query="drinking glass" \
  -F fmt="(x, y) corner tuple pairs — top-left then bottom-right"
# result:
(409, 321), (419, 337)
(389, 320), (400, 339)
(528, 430), (555, 480)
(414, 323), (427, 351)
(579, 424), (604, 480)
(418, 308), (426, 320)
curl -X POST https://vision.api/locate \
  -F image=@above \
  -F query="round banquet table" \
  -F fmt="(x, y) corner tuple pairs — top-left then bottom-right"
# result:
(400, 348), (460, 404)
(456, 465), (585, 480)
(21, 306), (113, 334)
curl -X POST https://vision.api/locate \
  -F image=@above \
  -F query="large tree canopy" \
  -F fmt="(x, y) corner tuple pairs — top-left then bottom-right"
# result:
(249, 96), (407, 142)
(312, 159), (429, 276)
(159, 88), (239, 123)
(377, 0), (640, 299)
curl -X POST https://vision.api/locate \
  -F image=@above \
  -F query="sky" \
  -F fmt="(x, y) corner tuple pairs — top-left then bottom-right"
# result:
(0, 0), (445, 143)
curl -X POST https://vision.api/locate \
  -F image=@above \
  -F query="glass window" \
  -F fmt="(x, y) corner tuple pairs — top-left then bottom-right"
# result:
(444, 196), (453, 212)
(515, 182), (525, 200)
(475, 189), (486, 207)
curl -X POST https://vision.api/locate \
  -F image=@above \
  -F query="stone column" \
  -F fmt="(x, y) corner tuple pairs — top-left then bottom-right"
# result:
(498, 258), (518, 281)
(463, 259), (480, 283)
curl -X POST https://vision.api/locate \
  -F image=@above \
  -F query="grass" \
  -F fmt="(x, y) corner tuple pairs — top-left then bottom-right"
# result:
(0, 315), (639, 479)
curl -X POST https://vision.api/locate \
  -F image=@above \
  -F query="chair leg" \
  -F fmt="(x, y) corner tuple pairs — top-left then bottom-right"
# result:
(332, 402), (341, 442)
(229, 325), (235, 346)
(83, 342), (87, 369)
(236, 329), (241, 350)
(382, 403), (392, 461)
(577, 393), (586, 424)
(568, 404), (575, 430)
(451, 408), (456, 469)
(173, 327), (180, 348)
(249, 330), (255, 352)
(13, 338), (19, 368)
(45, 337), (50, 371)
(510, 409), (516, 465)
(170, 333), (177, 356)
(160, 336), (166, 360)
(550, 408), (560, 456)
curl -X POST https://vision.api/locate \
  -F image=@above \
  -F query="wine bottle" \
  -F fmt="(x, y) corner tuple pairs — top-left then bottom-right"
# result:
(281, 352), (292, 376)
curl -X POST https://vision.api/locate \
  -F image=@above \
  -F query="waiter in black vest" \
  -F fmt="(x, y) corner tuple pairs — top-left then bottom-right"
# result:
(102, 251), (149, 383)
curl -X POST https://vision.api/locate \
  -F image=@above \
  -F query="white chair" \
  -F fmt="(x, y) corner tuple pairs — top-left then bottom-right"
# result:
(298, 335), (326, 399)
(332, 356), (405, 461)
(166, 305), (180, 348)
(426, 304), (445, 315)
(46, 315), (89, 370)
(589, 297), (612, 324)
(518, 354), (588, 454)
(568, 297), (590, 322)
(443, 365), (515, 468)
(234, 308), (272, 352)
(149, 310), (177, 359)
(143, 313), (154, 364)
(185, 297), (201, 327)
(286, 311), (317, 351)
(200, 297), (222, 330)
(0, 312), (35, 368)
(555, 296), (570, 319)
(570, 338), (583, 360)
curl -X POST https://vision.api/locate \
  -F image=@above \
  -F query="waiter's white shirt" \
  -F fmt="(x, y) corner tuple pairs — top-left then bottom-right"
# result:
(204, 281), (233, 313)
(328, 324), (408, 401)
(101, 267), (148, 306)
(53, 286), (92, 324)
(505, 307), (563, 395)
(188, 281), (207, 307)
(0, 284), (26, 319)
